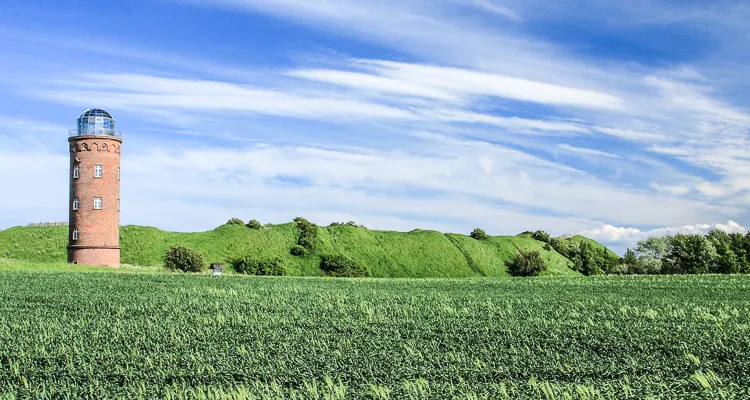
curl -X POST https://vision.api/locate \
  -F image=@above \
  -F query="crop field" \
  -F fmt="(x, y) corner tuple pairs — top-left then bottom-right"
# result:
(1, 271), (749, 399)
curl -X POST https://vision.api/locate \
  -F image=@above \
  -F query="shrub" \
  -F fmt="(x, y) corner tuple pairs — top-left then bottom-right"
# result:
(329, 221), (368, 229)
(290, 244), (307, 257)
(226, 218), (245, 226)
(246, 219), (262, 230)
(531, 230), (551, 243)
(470, 228), (488, 240)
(320, 254), (369, 277)
(230, 256), (286, 276)
(294, 217), (318, 250)
(508, 250), (547, 277)
(543, 243), (553, 251)
(164, 245), (204, 273)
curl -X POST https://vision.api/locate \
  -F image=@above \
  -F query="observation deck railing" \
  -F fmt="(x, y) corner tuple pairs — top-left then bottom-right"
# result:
(69, 129), (122, 138)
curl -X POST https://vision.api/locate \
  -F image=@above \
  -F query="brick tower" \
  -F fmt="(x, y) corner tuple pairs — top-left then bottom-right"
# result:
(68, 109), (122, 267)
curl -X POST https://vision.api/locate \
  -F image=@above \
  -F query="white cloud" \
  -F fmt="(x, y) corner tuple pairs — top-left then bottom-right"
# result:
(649, 182), (690, 196)
(594, 127), (667, 142)
(463, 0), (521, 21)
(557, 144), (620, 158)
(292, 60), (622, 109)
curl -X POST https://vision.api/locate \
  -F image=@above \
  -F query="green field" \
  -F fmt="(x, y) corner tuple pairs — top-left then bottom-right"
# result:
(0, 224), (587, 277)
(1, 268), (748, 399)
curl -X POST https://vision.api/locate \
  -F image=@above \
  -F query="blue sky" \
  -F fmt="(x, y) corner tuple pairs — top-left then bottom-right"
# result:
(1, 0), (749, 253)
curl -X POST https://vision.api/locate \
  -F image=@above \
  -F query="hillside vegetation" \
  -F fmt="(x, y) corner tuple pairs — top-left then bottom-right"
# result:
(0, 221), (603, 277)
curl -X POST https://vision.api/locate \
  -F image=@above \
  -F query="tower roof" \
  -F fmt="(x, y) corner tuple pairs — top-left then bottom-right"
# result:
(78, 108), (114, 121)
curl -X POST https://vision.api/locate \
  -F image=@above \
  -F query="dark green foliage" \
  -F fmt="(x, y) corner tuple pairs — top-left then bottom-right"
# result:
(246, 219), (262, 230)
(294, 217), (318, 250)
(570, 242), (605, 276)
(329, 221), (368, 229)
(469, 228), (488, 240)
(531, 230), (551, 243)
(226, 218), (245, 226)
(230, 255), (286, 276)
(548, 237), (573, 258)
(664, 234), (717, 274)
(289, 244), (306, 257)
(543, 243), (553, 251)
(706, 229), (740, 274)
(319, 254), (369, 277)
(508, 250), (547, 276)
(163, 245), (204, 272)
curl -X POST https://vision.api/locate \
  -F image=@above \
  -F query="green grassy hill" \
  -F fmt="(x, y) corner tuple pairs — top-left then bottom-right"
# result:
(0, 222), (618, 277)
(564, 234), (620, 260)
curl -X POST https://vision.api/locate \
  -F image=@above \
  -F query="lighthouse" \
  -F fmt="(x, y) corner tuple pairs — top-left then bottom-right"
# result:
(67, 109), (122, 267)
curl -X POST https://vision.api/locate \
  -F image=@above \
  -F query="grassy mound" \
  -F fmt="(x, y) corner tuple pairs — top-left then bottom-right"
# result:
(0, 222), (616, 277)
(564, 234), (620, 260)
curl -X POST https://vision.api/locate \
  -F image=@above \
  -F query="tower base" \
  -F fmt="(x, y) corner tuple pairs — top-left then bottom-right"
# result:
(68, 246), (121, 268)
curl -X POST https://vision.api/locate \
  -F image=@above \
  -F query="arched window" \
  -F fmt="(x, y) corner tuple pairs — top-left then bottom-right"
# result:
(81, 143), (88, 151)
(102, 144), (107, 151)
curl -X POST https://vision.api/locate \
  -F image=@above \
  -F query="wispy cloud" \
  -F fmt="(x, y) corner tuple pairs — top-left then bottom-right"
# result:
(557, 144), (620, 159)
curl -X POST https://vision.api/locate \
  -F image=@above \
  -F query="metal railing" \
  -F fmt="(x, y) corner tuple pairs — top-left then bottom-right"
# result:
(69, 129), (122, 138)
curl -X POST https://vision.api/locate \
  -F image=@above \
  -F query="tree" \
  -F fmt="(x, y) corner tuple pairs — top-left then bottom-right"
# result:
(633, 236), (673, 274)
(508, 250), (548, 277)
(618, 248), (645, 274)
(571, 242), (604, 276)
(664, 234), (717, 274)
(246, 219), (262, 230)
(730, 232), (750, 273)
(226, 218), (244, 226)
(548, 237), (574, 259)
(531, 230), (551, 243)
(294, 217), (318, 250)
(707, 229), (740, 274)
(163, 245), (204, 272)
(470, 228), (488, 240)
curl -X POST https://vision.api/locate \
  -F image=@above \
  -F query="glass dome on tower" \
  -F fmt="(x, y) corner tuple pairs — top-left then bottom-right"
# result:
(72, 108), (119, 137)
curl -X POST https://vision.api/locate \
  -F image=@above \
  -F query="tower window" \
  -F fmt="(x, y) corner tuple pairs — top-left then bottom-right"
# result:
(94, 164), (102, 178)
(73, 197), (79, 210)
(72, 228), (78, 241)
(73, 165), (79, 179)
(118, 199), (120, 211)
(94, 197), (102, 210)
(102, 144), (107, 151)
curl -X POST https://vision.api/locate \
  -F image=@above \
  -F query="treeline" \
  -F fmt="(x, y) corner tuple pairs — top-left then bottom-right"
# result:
(613, 230), (750, 275)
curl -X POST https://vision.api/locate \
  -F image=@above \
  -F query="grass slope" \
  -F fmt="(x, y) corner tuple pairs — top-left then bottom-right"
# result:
(0, 223), (596, 277)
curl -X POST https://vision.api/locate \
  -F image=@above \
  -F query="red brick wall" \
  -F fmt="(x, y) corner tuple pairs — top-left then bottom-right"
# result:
(68, 136), (122, 268)
(68, 247), (121, 268)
